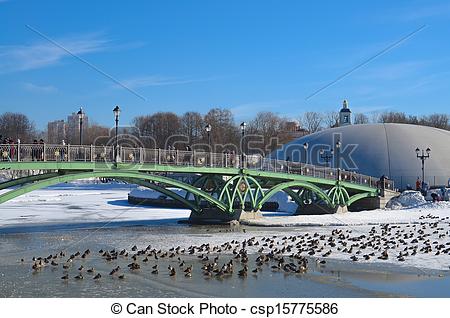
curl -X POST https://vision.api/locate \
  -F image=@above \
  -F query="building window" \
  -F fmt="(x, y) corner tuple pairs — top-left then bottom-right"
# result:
(344, 115), (349, 123)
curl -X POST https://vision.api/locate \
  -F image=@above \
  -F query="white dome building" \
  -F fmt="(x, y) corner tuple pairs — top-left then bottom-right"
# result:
(273, 123), (450, 190)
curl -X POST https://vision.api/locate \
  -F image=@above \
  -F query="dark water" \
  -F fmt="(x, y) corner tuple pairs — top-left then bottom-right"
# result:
(0, 223), (449, 298)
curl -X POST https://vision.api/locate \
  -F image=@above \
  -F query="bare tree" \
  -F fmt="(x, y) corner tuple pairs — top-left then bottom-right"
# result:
(368, 111), (382, 124)
(247, 111), (289, 153)
(323, 111), (339, 128)
(0, 112), (36, 142)
(204, 108), (239, 150)
(300, 111), (323, 133)
(133, 112), (181, 148)
(353, 113), (369, 125)
(420, 113), (449, 130)
(376, 111), (449, 130)
(84, 124), (110, 145)
(379, 111), (409, 124)
(180, 112), (204, 144)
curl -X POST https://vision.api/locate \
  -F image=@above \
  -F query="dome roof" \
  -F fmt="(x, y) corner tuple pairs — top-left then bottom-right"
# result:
(273, 123), (450, 189)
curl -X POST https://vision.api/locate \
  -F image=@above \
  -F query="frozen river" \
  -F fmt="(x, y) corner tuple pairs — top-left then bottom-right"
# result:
(0, 183), (449, 297)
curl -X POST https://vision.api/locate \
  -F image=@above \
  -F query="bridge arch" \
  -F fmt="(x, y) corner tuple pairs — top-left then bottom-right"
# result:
(118, 177), (200, 212)
(255, 180), (333, 211)
(0, 172), (60, 190)
(346, 191), (378, 206)
(0, 171), (228, 212)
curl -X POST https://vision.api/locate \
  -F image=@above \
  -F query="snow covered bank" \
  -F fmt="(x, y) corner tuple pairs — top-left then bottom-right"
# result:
(243, 190), (450, 227)
(0, 184), (190, 227)
(242, 204), (450, 227)
(386, 190), (426, 209)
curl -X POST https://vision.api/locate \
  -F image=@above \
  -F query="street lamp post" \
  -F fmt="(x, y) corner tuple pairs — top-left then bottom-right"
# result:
(303, 142), (309, 164)
(320, 149), (334, 167)
(205, 124), (212, 166)
(335, 139), (342, 180)
(77, 107), (84, 145)
(205, 124), (212, 148)
(240, 122), (246, 168)
(415, 147), (431, 190)
(113, 106), (120, 163)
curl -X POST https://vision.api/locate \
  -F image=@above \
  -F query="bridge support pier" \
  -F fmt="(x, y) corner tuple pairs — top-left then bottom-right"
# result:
(295, 204), (348, 215)
(187, 208), (263, 225)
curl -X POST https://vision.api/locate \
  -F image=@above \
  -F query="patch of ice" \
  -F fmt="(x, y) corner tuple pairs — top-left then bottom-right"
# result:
(129, 187), (187, 199)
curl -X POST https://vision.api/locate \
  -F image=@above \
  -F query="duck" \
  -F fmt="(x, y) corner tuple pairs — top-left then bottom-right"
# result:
(238, 265), (248, 277)
(93, 273), (102, 280)
(74, 274), (84, 280)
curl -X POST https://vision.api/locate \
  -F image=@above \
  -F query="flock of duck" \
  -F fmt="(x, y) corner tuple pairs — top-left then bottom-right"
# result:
(26, 213), (450, 282)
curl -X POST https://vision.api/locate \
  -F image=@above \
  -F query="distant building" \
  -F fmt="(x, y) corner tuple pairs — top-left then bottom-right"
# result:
(283, 120), (309, 139)
(67, 111), (88, 144)
(273, 123), (450, 190)
(47, 120), (66, 144)
(339, 99), (352, 126)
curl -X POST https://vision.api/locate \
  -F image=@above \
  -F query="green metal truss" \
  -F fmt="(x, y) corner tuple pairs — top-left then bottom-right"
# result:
(0, 162), (380, 213)
(0, 172), (60, 190)
(119, 177), (200, 212)
(185, 174), (225, 207)
(328, 184), (350, 207)
(0, 171), (228, 212)
(255, 180), (333, 210)
(218, 175), (265, 212)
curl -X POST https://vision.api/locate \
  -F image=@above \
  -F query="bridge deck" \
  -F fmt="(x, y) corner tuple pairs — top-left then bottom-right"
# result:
(0, 143), (394, 191)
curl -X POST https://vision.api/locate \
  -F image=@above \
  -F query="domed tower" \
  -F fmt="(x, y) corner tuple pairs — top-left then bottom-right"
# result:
(339, 99), (352, 126)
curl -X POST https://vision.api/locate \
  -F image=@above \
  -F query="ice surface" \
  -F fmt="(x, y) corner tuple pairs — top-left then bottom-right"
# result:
(0, 183), (190, 226)
(0, 183), (449, 270)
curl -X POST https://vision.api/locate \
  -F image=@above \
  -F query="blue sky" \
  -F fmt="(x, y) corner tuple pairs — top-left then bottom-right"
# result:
(1, 0), (450, 129)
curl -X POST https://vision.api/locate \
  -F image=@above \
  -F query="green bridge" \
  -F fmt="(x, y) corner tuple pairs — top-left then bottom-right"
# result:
(0, 143), (395, 222)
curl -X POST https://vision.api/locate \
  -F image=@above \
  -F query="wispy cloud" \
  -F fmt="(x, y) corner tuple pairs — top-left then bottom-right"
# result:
(23, 82), (58, 93)
(116, 75), (217, 89)
(397, 3), (450, 21)
(355, 60), (428, 81)
(305, 25), (427, 100)
(0, 32), (111, 73)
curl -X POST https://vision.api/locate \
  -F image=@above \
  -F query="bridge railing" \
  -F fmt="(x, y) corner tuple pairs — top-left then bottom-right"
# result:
(0, 143), (394, 190)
